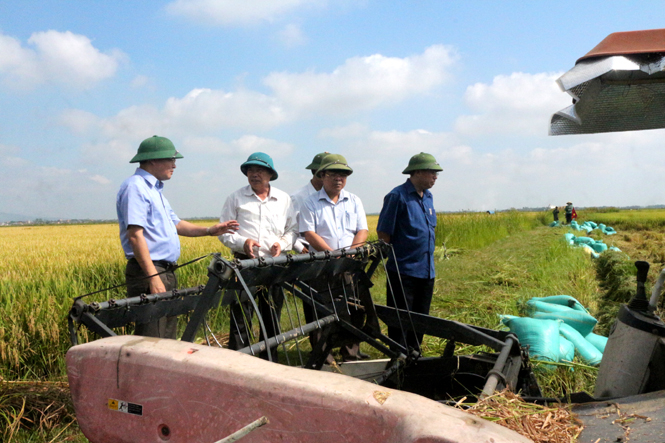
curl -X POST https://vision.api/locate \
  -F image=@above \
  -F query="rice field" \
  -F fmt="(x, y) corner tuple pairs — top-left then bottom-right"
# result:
(0, 210), (545, 380)
(580, 207), (665, 230)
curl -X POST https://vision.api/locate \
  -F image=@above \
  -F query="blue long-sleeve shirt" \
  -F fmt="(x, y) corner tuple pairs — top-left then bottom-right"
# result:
(377, 179), (437, 279)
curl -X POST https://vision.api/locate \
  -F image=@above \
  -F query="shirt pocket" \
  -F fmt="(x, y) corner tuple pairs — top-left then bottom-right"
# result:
(268, 213), (287, 236)
(426, 205), (437, 227)
(345, 211), (357, 233)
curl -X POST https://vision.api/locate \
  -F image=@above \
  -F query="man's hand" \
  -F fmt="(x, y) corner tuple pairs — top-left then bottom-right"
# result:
(149, 276), (166, 294)
(244, 239), (261, 258)
(209, 220), (239, 236)
(270, 242), (281, 257)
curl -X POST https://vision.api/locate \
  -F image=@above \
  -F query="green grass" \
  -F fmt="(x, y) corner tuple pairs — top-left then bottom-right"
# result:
(422, 226), (600, 398)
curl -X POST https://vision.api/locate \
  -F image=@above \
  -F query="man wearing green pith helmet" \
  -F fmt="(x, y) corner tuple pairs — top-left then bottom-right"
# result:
(377, 152), (442, 353)
(117, 135), (239, 339)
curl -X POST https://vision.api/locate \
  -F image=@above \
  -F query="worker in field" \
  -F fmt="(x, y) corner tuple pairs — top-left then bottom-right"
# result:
(290, 151), (328, 253)
(219, 152), (297, 361)
(117, 135), (239, 339)
(300, 153), (369, 362)
(377, 152), (442, 353)
(565, 202), (574, 224)
(553, 206), (560, 222)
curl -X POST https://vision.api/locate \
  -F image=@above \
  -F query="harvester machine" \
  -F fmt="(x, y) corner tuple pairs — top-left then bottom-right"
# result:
(67, 242), (539, 442)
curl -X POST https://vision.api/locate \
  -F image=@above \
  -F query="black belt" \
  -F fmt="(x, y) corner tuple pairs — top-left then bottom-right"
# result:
(128, 257), (178, 270)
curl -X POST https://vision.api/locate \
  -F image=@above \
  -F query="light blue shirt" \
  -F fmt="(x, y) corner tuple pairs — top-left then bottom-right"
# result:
(300, 188), (368, 251)
(116, 168), (181, 262)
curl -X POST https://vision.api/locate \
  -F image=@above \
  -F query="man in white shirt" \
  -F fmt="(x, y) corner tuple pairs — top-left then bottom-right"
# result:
(219, 152), (297, 360)
(290, 151), (328, 253)
(300, 153), (369, 361)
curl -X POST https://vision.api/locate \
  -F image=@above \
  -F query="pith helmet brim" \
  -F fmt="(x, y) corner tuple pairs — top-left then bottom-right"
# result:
(240, 152), (278, 180)
(316, 154), (353, 176)
(402, 152), (443, 174)
(305, 151), (330, 170)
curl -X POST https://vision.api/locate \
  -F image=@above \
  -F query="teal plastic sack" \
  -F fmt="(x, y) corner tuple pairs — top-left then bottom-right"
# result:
(529, 295), (589, 313)
(503, 317), (560, 363)
(549, 221), (560, 227)
(585, 332), (608, 353)
(590, 241), (608, 253)
(559, 323), (602, 366)
(528, 300), (598, 336)
(564, 233), (575, 244)
(573, 236), (595, 245)
(580, 245), (600, 258)
(559, 336), (575, 362)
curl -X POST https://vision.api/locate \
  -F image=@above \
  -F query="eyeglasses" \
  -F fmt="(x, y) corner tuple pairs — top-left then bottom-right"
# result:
(325, 171), (349, 178)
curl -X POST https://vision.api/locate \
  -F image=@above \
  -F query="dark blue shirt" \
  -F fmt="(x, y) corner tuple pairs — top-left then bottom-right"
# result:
(377, 179), (437, 279)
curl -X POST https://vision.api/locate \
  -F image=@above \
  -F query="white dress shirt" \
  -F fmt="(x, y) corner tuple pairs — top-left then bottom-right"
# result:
(290, 181), (318, 253)
(219, 185), (297, 257)
(300, 188), (368, 251)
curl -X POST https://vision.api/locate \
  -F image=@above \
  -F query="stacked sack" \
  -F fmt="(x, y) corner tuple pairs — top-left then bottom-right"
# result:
(501, 295), (608, 367)
(563, 233), (621, 258)
(568, 220), (617, 235)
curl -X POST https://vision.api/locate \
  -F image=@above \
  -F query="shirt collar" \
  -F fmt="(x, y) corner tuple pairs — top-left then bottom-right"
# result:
(405, 178), (431, 199)
(136, 167), (163, 190)
(243, 184), (278, 201)
(317, 187), (349, 204)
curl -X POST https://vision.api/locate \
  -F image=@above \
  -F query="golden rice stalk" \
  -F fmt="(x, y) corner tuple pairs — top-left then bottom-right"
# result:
(0, 380), (76, 438)
(457, 390), (583, 443)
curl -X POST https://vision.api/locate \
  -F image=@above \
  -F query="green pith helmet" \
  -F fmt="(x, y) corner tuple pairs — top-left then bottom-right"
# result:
(305, 151), (330, 170)
(316, 153), (353, 177)
(130, 135), (183, 163)
(402, 152), (443, 174)
(240, 152), (278, 181)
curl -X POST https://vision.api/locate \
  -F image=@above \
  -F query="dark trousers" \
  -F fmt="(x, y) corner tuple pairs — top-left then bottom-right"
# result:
(303, 273), (363, 361)
(126, 259), (178, 339)
(565, 213), (572, 224)
(228, 285), (284, 361)
(386, 270), (434, 351)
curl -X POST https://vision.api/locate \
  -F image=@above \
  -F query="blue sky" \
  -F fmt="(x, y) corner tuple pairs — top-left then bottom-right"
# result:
(1, 1), (665, 220)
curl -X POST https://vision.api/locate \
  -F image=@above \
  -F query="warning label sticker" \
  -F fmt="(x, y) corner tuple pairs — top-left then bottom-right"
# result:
(108, 398), (143, 416)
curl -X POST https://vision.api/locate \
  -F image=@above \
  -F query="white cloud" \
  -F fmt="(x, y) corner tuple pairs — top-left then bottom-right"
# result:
(0, 30), (125, 90)
(130, 74), (152, 89)
(59, 109), (102, 135)
(182, 134), (294, 157)
(1, 156), (28, 167)
(166, 0), (326, 26)
(163, 88), (286, 131)
(89, 174), (111, 185)
(309, 123), (665, 213)
(264, 44), (457, 117)
(277, 23), (307, 47)
(0, 143), (21, 156)
(231, 135), (294, 156)
(60, 46), (452, 139)
(319, 123), (369, 139)
(455, 72), (569, 137)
